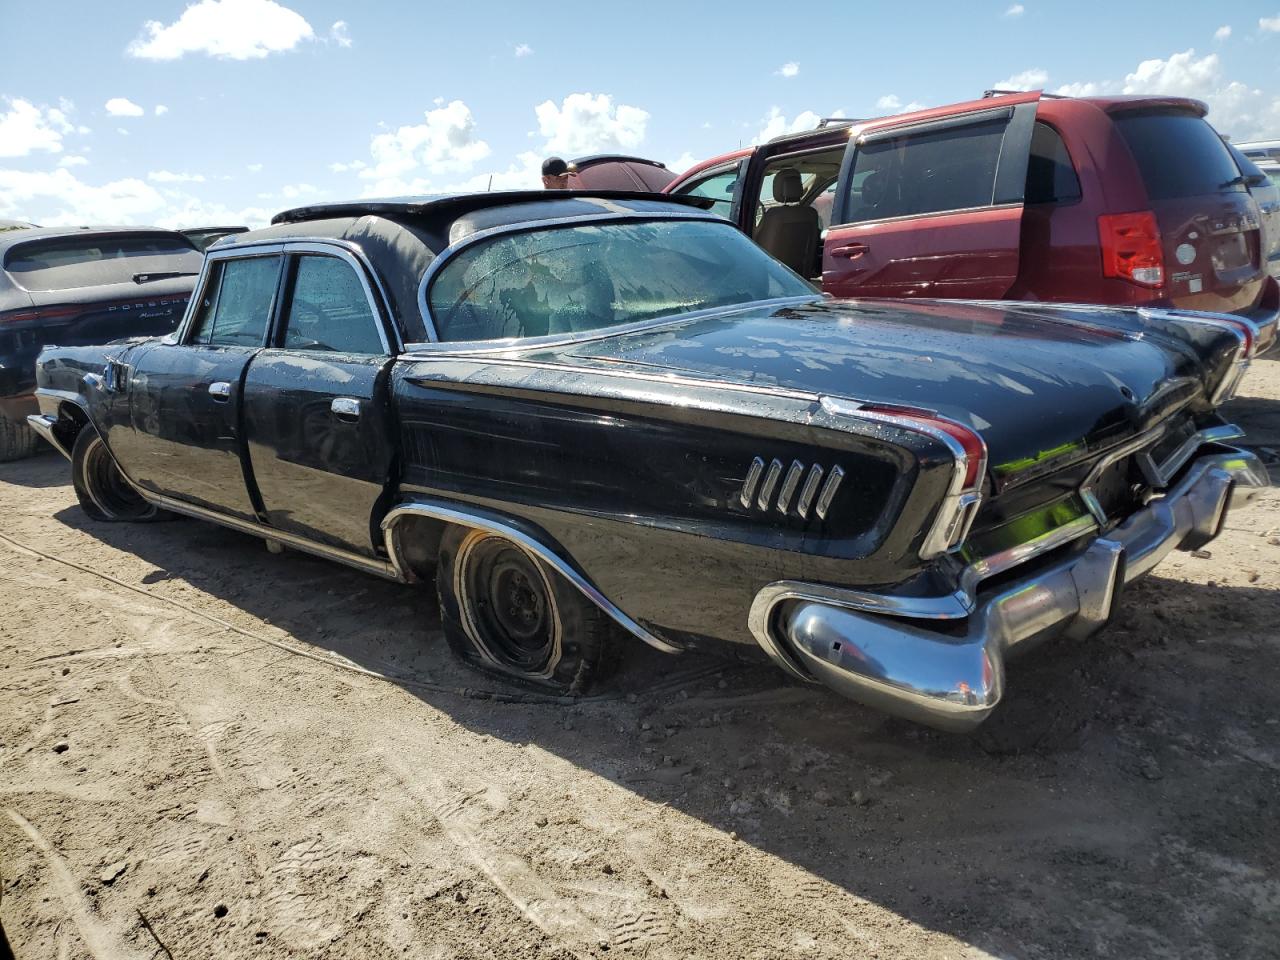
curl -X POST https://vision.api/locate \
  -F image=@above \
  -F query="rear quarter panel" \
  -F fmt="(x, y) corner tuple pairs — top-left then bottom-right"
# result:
(390, 356), (956, 649)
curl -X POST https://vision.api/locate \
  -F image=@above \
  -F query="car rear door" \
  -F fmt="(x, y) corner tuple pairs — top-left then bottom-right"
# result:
(240, 247), (399, 556)
(112, 248), (284, 521)
(823, 92), (1040, 299)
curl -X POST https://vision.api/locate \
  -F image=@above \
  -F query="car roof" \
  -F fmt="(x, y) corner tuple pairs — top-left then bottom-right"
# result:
(0, 224), (191, 253)
(271, 190), (711, 226)
(229, 192), (718, 344)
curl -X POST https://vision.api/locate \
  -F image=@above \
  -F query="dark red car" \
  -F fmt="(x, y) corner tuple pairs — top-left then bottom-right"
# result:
(666, 91), (1279, 341)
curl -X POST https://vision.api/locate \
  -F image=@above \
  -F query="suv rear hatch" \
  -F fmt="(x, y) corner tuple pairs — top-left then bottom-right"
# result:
(1110, 107), (1266, 314)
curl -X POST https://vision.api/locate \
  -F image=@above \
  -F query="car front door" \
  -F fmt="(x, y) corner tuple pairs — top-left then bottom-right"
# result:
(112, 248), (284, 521)
(240, 247), (398, 556)
(823, 92), (1040, 299)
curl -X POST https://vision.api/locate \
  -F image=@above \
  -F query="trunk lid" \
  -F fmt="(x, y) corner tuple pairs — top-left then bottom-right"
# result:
(1111, 109), (1266, 312)
(554, 297), (1235, 487)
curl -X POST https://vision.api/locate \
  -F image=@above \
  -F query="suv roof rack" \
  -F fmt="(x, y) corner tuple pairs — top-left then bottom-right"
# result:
(983, 88), (1068, 99)
(815, 117), (858, 129)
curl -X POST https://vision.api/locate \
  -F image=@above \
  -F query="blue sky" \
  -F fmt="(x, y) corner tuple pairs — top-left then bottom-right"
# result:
(3, 0), (1280, 227)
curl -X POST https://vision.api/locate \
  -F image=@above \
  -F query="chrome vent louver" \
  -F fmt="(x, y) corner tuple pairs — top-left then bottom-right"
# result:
(740, 457), (844, 519)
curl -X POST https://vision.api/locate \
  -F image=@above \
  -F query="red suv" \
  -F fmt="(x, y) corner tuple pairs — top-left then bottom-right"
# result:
(666, 91), (1279, 341)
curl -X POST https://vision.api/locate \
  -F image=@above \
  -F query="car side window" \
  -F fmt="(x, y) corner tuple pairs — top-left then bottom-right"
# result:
(843, 116), (1009, 224)
(1025, 121), (1082, 205)
(188, 255), (281, 346)
(281, 255), (385, 355)
(675, 167), (738, 218)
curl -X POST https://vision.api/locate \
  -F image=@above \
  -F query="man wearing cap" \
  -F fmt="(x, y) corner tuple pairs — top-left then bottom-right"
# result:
(541, 157), (577, 189)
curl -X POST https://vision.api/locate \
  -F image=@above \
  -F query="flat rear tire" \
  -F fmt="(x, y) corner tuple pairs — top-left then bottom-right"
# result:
(70, 428), (160, 522)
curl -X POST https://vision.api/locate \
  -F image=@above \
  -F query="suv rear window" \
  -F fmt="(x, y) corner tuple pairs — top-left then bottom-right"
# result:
(1113, 111), (1244, 201)
(3, 234), (202, 291)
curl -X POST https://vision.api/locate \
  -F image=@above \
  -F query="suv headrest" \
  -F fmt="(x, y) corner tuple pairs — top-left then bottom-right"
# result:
(772, 168), (804, 204)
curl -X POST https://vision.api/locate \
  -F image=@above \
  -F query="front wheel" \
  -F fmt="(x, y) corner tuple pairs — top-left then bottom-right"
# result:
(436, 525), (615, 694)
(71, 428), (160, 522)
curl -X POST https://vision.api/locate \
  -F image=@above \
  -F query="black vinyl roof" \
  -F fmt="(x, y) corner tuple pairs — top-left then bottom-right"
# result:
(270, 190), (711, 226)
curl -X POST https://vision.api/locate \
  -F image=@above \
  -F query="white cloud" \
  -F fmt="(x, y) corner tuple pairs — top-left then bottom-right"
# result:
(514, 43), (533, 57)
(128, 0), (314, 61)
(875, 94), (927, 114)
(155, 104), (169, 116)
(0, 168), (166, 225)
(362, 100), (491, 186)
(752, 107), (820, 144)
(148, 170), (206, 183)
(992, 68), (1048, 91)
(1053, 48), (1278, 140)
(1261, 15), (1280, 32)
(1005, 4), (1025, 16)
(534, 92), (649, 155)
(246, 163), (263, 173)
(775, 62), (799, 78)
(280, 182), (318, 199)
(58, 155), (88, 168)
(329, 20), (351, 47)
(669, 152), (697, 173)
(329, 160), (366, 173)
(1215, 25), (1232, 40)
(1053, 81), (1105, 97)
(105, 97), (144, 117)
(116, 127), (129, 136)
(0, 98), (73, 157)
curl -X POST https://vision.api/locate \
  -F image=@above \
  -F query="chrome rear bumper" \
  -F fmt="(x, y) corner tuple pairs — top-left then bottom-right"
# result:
(751, 448), (1270, 732)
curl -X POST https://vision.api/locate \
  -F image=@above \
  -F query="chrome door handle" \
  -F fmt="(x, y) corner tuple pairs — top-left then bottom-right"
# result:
(330, 397), (361, 421)
(208, 381), (231, 401)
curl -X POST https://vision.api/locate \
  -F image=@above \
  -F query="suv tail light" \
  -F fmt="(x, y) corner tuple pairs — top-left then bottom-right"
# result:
(1099, 211), (1164, 288)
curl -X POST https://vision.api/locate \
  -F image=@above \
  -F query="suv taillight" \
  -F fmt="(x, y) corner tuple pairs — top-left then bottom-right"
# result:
(1099, 211), (1164, 288)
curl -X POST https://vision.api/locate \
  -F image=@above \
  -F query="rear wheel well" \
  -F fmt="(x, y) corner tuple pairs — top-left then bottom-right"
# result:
(385, 513), (446, 582)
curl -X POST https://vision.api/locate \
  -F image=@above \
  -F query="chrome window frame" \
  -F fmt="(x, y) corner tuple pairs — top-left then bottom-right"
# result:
(177, 242), (285, 347)
(413, 210), (816, 348)
(176, 237), (402, 354)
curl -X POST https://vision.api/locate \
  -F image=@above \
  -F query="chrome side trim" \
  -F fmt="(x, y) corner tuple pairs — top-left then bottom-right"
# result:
(739, 457), (765, 508)
(814, 464), (846, 520)
(380, 500), (682, 655)
(756, 458), (784, 510)
(133, 488), (403, 582)
(25, 414), (69, 460)
(795, 464), (824, 518)
(775, 460), (805, 514)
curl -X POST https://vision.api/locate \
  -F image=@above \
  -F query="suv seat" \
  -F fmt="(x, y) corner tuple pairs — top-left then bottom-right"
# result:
(754, 169), (820, 276)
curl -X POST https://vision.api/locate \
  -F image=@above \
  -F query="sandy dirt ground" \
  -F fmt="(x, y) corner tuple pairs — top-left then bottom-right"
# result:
(0, 358), (1278, 960)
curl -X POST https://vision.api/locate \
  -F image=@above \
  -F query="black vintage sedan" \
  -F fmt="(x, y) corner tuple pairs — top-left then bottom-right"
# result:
(27, 191), (1269, 730)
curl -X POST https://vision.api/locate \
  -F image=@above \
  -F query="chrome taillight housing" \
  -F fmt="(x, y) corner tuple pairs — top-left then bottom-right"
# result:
(820, 397), (988, 559)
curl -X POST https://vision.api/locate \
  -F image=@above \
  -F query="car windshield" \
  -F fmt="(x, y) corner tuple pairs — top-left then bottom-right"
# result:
(428, 218), (814, 343)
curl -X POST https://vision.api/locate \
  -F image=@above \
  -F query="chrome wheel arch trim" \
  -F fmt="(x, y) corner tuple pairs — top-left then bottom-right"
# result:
(380, 500), (682, 655)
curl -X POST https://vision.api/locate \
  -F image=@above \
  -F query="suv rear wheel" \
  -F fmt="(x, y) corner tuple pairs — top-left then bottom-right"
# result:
(0, 417), (40, 462)
(436, 525), (615, 694)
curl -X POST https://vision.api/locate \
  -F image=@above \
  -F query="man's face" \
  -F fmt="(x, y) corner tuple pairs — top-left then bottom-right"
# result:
(542, 174), (570, 189)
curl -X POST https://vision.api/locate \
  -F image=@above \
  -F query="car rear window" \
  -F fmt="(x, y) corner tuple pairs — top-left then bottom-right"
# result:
(1113, 111), (1244, 201)
(3, 234), (202, 291)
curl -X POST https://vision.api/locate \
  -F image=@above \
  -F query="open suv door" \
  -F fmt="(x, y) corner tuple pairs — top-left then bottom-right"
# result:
(821, 92), (1041, 299)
